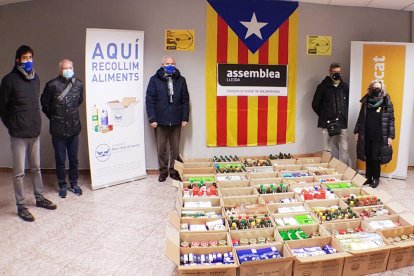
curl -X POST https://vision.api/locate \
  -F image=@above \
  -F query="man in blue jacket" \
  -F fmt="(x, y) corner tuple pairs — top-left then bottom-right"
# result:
(0, 45), (57, 222)
(146, 56), (190, 182)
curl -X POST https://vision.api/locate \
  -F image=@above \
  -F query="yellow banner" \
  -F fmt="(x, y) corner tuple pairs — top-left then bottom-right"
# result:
(357, 44), (406, 173)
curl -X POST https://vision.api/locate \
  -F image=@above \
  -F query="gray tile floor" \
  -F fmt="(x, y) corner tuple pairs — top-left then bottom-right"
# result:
(0, 170), (413, 275)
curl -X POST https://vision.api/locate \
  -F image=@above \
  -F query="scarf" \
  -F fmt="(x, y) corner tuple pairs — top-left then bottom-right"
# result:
(17, 66), (35, 80)
(367, 96), (383, 109)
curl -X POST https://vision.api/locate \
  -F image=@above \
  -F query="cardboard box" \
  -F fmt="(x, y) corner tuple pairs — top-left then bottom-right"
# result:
(276, 223), (330, 242)
(285, 236), (350, 276)
(268, 201), (307, 214)
(296, 157), (322, 164)
(236, 243), (294, 276)
(181, 197), (222, 208)
(169, 210), (227, 233)
(352, 204), (401, 220)
(180, 231), (231, 249)
(215, 173), (249, 182)
(273, 164), (303, 172)
(260, 192), (301, 204)
(250, 177), (284, 187)
(301, 163), (329, 169)
(365, 214), (414, 231)
(230, 228), (278, 243)
(175, 160), (212, 169)
(165, 224), (238, 276)
(219, 187), (259, 198)
(321, 221), (392, 275)
(248, 171), (279, 180)
(282, 175), (316, 184)
(273, 212), (319, 228)
(106, 97), (137, 127)
(244, 166), (274, 173)
(270, 158), (297, 165)
(222, 196), (269, 218)
(334, 187), (385, 208)
(216, 180), (250, 189)
(327, 158), (348, 174)
(181, 174), (216, 182)
(321, 151), (332, 163)
(380, 225), (414, 270)
(305, 199), (360, 224)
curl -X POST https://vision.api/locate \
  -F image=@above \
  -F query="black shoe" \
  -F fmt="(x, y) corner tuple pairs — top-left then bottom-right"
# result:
(370, 178), (380, 188)
(17, 207), (35, 222)
(363, 178), (373, 185)
(158, 171), (168, 182)
(36, 197), (57, 210)
(69, 184), (83, 196)
(169, 169), (182, 181)
(59, 187), (67, 198)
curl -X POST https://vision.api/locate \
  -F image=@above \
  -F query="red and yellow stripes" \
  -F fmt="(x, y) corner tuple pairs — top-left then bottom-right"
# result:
(206, 4), (298, 147)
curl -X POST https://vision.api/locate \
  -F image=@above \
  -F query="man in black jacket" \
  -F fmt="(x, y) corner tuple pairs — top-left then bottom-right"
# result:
(146, 56), (190, 182)
(312, 63), (350, 165)
(41, 59), (83, 198)
(0, 45), (57, 222)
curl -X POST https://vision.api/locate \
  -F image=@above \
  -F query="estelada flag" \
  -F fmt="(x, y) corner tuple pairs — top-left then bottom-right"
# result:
(206, 0), (298, 147)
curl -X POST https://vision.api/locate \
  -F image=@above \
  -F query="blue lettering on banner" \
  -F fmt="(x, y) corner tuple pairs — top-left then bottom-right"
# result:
(90, 39), (140, 83)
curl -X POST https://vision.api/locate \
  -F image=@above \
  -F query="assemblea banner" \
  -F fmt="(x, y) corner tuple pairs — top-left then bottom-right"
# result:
(85, 28), (146, 189)
(349, 41), (414, 179)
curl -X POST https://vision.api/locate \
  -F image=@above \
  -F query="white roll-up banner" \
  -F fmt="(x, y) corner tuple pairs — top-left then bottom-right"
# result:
(85, 28), (146, 189)
(349, 41), (414, 179)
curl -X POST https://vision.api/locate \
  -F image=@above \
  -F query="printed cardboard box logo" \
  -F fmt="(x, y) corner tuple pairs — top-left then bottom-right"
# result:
(107, 97), (137, 127)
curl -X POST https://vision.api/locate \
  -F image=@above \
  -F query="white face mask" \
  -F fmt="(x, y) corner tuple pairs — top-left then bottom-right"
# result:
(62, 69), (74, 79)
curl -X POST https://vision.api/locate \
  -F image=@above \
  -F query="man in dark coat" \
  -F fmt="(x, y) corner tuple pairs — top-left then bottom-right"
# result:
(354, 80), (395, 188)
(146, 56), (190, 182)
(0, 45), (57, 222)
(41, 59), (83, 198)
(312, 63), (350, 165)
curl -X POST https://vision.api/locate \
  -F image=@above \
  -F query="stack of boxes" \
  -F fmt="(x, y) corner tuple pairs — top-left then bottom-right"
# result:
(166, 152), (414, 276)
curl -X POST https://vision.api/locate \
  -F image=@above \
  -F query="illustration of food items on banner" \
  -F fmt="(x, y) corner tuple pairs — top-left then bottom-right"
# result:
(91, 97), (137, 134)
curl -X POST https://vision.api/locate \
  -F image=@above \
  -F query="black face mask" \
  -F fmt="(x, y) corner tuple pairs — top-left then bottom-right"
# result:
(370, 88), (381, 96)
(330, 72), (342, 81)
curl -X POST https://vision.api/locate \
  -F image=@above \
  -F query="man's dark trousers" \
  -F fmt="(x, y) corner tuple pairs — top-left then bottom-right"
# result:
(52, 135), (79, 187)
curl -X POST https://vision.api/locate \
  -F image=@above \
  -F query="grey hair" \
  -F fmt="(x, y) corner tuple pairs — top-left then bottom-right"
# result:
(59, 59), (74, 69)
(368, 79), (387, 94)
(329, 62), (342, 70)
(161, 56), (176, 64)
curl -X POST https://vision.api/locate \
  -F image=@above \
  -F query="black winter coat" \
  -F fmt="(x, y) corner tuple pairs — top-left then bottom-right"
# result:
(41, 76), (83, 137)
(354, 94), (395, 164)
(146, 67), (190, 126)
(312, 76), (349, 129)
(0, 67), (41, 138)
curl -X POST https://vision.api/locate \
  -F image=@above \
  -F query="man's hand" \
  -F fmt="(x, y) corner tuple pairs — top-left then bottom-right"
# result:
(388, 137), (393, 147)
(354, 133), (358, 142)
(182, 121), (188, 127)
(150, 122), (158, 128)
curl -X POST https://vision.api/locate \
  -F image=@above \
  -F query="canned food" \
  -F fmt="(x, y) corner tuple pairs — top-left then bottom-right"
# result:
(181, 241), (189, 248)
(191, 241), (200, 248)
(232, 239), (239, 246)
(266, 237), (275, 243)
(331, 230), (339, 235)
(200, 241), (209, 247)
(249, 238), (257, 244)
(409, 234), (414, 240)
(387, 237), (395, 243)
(209, 240), (218, 247)
(257, 237), (266, 244)
(218, 240), (227, 246)
(312, 232), (320, 238)
(394, 237), (402, 242)
(401, 235), (409, 241)
(346, 228), (355, 234)
(240, 238), (249, 246)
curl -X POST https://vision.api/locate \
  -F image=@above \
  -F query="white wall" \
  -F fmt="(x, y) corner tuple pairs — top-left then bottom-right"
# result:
(0, 0), (411, 169)
(410, 11), (414, 166)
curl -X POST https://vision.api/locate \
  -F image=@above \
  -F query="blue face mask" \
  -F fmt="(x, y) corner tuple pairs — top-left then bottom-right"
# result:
(62, 69), (74, 79)
(20, 61), (33, 73)
(164, 64), (175, 75)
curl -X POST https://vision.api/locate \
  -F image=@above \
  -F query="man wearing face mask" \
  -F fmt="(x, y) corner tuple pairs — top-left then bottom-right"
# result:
(354, 80), (394, 188)
(0, 45), (57, 222)
(312, 63), (350, 165)
(146, 56), (190, 182)
(41, 59), (83, 198)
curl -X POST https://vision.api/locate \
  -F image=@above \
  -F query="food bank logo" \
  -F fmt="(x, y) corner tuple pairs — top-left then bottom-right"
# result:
(95, 144), (111, 162)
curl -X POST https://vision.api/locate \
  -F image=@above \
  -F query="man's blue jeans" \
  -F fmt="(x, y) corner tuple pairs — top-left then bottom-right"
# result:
(52, 135), (79, 187)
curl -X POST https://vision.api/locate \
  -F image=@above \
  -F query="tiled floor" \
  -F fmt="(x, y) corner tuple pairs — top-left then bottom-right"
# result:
(0, 170), (413, 276)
